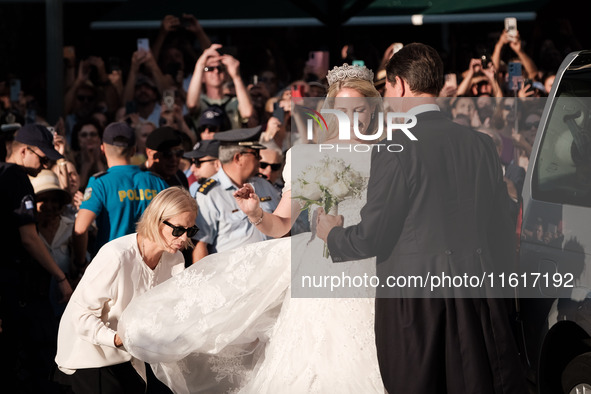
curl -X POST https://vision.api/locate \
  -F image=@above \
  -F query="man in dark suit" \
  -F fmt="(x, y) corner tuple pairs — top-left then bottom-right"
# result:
(317, 43), (526, 393)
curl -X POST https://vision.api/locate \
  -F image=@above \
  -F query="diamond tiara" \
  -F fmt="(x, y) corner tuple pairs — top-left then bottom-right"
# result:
(326, 64), (375, 87)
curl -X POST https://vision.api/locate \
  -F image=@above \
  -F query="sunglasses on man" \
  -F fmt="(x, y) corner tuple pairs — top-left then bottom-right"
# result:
(27, 147), (49, 166)
(163, 220), (199, 238)
(259, 161), (282, 171)
(203, 65), (225, 73)
(191, 158), (217, 167)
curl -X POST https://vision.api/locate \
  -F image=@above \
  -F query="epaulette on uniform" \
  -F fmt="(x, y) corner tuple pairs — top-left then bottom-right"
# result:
(91, 170), (108, 178)
(198, 178), (218, 195)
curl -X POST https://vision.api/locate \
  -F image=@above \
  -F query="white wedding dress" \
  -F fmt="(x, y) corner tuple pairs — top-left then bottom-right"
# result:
(119, 145), (384, 394)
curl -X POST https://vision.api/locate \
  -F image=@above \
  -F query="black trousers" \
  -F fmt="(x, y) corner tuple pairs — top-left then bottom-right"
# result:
(53, 362), (145, 394)
(375, 298), (527, 393)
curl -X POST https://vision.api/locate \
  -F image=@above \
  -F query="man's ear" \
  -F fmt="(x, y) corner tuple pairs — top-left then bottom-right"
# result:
(397, 76), (410, 97)
(18, 144), (28, 159)
(145, 147), (157, 161)
(387, 76), (406, 98)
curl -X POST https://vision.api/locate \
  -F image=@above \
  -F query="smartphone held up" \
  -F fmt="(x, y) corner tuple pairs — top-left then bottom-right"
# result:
(504, 17), (517, 42)
(444, 73), (457, 89)
(137, 38), (150, 52)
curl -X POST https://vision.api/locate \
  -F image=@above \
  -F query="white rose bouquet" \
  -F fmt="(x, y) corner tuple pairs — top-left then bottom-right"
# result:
(293, 157), (366, 257)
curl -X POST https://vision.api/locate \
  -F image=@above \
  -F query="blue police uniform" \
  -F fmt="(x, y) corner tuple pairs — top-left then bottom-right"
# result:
(196, 168), (280, 254)
(81, 165), (168, 249)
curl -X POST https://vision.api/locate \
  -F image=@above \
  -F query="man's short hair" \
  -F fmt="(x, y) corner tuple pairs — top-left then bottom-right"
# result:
(385, 42), (444, 95)
(103, 143), (133, 158)
(218, 145), (243, 164)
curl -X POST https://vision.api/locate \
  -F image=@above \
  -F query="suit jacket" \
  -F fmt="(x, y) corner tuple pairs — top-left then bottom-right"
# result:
(326, 109), (525, 393)
(328, 110), (515, 298)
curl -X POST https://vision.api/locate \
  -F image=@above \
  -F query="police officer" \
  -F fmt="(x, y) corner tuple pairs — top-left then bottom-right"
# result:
(73, 122), (169, 263)
(193, 126), (280, 262)
(184, 139), (220, 198)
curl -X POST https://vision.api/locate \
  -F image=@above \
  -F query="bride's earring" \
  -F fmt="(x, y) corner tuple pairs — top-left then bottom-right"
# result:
(371, 112), (375, 120)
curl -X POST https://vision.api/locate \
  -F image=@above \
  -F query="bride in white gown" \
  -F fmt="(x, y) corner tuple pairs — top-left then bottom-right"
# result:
(118, 64), (386, 393)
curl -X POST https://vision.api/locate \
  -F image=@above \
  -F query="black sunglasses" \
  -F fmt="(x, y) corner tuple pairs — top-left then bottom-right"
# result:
(163, 220), (199, 238)
(203, 65), (225, 73)
(260, 161), (282, 171)
(524, 122), (539, 129)
(27, 147), (49, 165)
(161, 149), (184, 159)
(192, 158), (217, 167)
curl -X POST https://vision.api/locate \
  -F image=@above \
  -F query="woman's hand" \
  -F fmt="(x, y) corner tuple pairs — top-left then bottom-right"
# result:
(233, 183), (260, 217)
(261, 117), (281, 142)
(53, 134), (67, 156)
(195, 44), (222, 73)
(114, 333), (123, 348)
(517, 81), (535, 98)
(161, 14), (180, 32)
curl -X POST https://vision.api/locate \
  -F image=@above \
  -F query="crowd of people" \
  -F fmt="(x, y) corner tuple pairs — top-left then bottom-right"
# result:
(0, 12), (579, 394)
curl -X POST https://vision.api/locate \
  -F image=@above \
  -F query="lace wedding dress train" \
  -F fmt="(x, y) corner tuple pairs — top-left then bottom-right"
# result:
(119, 146), (384, 393)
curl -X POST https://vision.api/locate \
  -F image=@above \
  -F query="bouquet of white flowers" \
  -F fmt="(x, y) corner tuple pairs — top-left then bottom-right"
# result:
(293, 157), (366, 257)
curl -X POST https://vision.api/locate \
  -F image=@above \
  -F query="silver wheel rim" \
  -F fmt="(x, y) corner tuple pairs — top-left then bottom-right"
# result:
(570, 384), (591, 394)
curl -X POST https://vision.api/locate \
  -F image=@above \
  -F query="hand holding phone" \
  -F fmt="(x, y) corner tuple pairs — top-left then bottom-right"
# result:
(137, 38), (150, 52)
(504, 17), (517, 42)
(180, 16), (192, 28)
(507, 62), (523, 91)
(444, 73), (457, 88)
(272, 102), (285, 123)
(163, 89), (175, 110)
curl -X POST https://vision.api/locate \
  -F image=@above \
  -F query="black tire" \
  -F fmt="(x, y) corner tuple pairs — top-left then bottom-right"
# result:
(562, 352), (591, 394)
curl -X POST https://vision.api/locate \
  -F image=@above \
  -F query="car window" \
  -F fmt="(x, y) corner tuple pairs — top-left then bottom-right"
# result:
(533, 84), (591, 207)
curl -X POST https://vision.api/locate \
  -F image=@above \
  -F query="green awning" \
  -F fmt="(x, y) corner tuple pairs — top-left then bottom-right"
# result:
(90, 0), (547, 29)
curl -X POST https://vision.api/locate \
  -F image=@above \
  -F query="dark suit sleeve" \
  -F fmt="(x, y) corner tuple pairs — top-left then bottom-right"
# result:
(485, 140), (518, 293)
(327, 147), (409, 262)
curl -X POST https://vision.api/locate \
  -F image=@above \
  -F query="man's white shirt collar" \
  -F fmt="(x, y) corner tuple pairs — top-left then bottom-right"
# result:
(407, 103), (440, 116)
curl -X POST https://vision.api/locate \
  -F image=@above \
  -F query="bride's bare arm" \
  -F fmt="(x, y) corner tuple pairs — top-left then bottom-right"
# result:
(234, 184), (300, 238)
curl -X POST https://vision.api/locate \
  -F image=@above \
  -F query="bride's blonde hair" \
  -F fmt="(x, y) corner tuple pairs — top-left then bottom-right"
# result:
(321, 78), (383, 143)
(326, 78), (381, 99)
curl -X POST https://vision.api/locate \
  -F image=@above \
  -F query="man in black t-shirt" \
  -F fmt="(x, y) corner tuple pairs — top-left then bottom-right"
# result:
(0, 124), (73, 392)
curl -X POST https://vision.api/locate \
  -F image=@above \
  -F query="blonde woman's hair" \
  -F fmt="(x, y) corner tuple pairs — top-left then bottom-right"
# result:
(326, 78), (381, 99)
(136, 186), (198, 250)
(321, 78), (383, 142)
